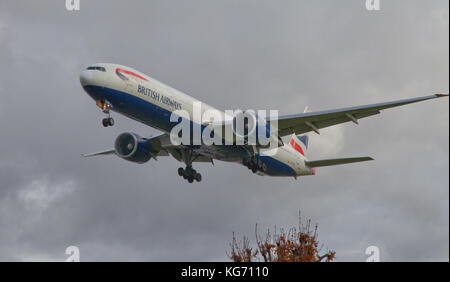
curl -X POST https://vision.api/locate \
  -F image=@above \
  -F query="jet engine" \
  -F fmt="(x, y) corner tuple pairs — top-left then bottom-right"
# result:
(114, 132), (155, 163)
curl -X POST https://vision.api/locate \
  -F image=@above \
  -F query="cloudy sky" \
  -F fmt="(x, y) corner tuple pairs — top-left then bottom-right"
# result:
(0, 0), (448, 261)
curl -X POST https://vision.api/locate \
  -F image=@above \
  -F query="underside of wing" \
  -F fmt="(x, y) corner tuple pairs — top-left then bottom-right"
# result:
(82, 133), (211, 163)
(165, 147), (213, 163)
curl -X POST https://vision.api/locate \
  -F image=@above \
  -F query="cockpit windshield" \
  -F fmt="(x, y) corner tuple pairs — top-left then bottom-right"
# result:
(87, 66), (106, 72)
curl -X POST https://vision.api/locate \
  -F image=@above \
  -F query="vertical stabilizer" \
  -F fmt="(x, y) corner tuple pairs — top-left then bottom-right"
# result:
(289, 134), (309, 157)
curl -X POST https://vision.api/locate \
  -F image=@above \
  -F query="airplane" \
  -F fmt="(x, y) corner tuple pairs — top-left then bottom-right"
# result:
(80, 63), (448, 183)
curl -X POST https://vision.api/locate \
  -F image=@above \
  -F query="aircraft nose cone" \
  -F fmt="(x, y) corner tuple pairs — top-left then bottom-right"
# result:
(79, 70), (93, 86)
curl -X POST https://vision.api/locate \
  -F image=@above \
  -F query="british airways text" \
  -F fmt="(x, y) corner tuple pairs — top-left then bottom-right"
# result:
(137, 85), (182, 110)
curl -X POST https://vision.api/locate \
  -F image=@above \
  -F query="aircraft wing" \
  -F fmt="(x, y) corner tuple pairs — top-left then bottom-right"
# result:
(81, 148), (170, 158)
(81, 150), (115, 157)
(271, 94), (448, 137)
(82, 133), (212, 163)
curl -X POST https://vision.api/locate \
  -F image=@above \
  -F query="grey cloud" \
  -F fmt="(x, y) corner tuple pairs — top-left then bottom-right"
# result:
(0, 0), (448, 261)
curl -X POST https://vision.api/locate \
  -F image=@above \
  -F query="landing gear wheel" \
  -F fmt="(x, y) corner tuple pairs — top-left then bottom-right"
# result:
(188, 176), (194, 183)
(102, 117), (114, 127)
(107, 117), (115, 126)
(185, 166), (193, 176)
(178, 167), (185, 177)
(257, 159), (263, 168)
(244, 156), (266, 174)
(195, 173), (202, 182)
(261, 163), (267, 172)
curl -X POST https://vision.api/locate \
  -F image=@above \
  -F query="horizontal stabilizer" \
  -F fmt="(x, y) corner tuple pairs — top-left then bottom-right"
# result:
(81, 149), (115, 157)
(305, 157), (373, 167)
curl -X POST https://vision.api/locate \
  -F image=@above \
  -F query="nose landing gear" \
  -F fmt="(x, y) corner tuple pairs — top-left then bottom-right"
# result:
(97, 100), (114, 127)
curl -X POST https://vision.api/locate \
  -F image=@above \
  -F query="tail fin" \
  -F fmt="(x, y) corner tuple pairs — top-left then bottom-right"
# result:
(289, 134), (309, 157)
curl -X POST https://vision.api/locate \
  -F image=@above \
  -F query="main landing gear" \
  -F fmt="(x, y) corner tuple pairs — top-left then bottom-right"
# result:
(97, 100), (115, 127)
(243, 156), (267, 174)
(178, 150), (202, 183)
(178, 166), (202, 183)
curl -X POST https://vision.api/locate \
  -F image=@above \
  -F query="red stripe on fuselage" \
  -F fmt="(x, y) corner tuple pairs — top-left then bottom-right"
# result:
(290, 138), (305, 156)
(116, 68), (148, 81)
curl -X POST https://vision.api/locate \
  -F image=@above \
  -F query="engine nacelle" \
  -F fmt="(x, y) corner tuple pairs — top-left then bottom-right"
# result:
(114, 132), (155, 164)
(232, 110), (272, 146)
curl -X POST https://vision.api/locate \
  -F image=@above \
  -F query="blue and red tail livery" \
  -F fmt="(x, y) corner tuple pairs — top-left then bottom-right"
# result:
(289, 135), (308, 156)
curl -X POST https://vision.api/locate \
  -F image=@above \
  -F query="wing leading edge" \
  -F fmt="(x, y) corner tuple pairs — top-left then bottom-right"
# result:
(81, 150), (115, 157)
(272, 94), (448, 137)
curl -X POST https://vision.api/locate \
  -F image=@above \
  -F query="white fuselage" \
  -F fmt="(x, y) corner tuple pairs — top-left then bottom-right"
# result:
(80, 63), (314, 177)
